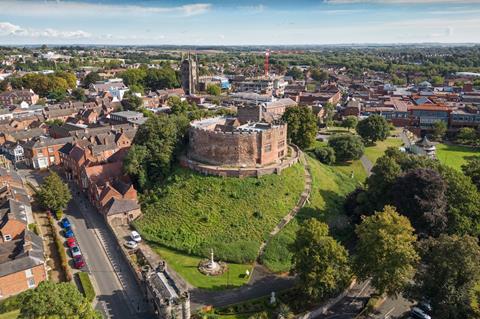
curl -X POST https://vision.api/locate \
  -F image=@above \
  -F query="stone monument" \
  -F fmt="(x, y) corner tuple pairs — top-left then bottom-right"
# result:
(198, 249), (228, 276)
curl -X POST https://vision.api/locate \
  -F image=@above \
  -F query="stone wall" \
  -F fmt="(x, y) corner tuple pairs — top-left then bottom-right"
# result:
(188, 123), (287, 167)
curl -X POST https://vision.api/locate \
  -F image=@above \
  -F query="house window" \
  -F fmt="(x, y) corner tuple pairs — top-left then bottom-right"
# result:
(25, 269), (33, 278)
(4, 234), (12, 241)
(48, 147), (54, 153)
(27, 277), (35, 288)
(264, 144), (272, 152)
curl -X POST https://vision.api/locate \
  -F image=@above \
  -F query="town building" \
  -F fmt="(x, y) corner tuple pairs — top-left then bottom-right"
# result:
(0, 89), (39, 106)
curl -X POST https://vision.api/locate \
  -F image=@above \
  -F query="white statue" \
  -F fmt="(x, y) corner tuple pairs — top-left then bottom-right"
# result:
(270, 291), (276, 305)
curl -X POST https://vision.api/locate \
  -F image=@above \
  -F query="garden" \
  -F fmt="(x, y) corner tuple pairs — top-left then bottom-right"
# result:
(436, 143), (480, 170)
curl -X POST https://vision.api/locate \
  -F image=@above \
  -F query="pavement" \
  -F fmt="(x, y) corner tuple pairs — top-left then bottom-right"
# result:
(18, 169), (151, 319)
(360, 155), (373, 176)
(369, 294), (413, 319)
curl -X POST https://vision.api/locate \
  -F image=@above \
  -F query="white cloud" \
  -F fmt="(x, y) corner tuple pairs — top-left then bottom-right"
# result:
(0, 1), (212, 17)
(0, 22), (91, 39)
(325, 0), (480, 3)
(237, 4), (266, 13)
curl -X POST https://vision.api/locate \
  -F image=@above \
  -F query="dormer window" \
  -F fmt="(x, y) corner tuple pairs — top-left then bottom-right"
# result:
(4, 234), (12, 241)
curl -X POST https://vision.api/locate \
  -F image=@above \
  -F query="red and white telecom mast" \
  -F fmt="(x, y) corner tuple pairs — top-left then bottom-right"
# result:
(264, 49), (270, 77)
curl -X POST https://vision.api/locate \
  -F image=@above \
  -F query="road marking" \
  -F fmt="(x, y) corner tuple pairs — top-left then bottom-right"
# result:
(349, 280), (371, 306)
(384, 307), (395, 318)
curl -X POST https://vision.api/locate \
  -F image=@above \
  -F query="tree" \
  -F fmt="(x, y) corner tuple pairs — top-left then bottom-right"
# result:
(121, 92), (143, 111)
(206, 83), (221, 96)
(462, 157), (480, 191)
(431, 75), (445, 86)
(457, 127), (479, 146)
(391, 168), (448, 236)
(328, 134), (364, 162)
(341, 116), (358, 131)
(412, 235), (480, 319)
(71, 88), (87, 102)
(310, 68), (328, 82)
(354, 205), (419, 296)
(292, 219), (351, 302)
(83, 72), (101, 87)
(124, 114), (190, 189)
(37, 172), (71, 212)
(286, 67), (304, 80)
(356, 114), (390, 144)
(19, 281), (101, 319)
(120, 68), (147, 87)
(145, 67), (179, 90)
(281, 106), (317, 149)
(313, 146), (336, 165)
(54, 71), (77, 89)
(432, 121), (447, 141)
(365, 155), (402, 209)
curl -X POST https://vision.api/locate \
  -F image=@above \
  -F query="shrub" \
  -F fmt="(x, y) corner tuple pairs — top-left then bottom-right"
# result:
(49, 216), (71, 281)
(328, 134), (364, 162)
(76, 272), (95, 302)
(314, 146), (336, 165)
(0, 292), (26, 314)
(55, 209), (63, 220)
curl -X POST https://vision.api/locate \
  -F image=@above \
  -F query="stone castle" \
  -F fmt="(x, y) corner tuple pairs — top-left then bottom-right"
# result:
(188, 116), (287, 168)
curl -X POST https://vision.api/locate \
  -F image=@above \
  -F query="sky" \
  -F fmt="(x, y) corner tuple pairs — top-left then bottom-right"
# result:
(1, 0), (480, 45)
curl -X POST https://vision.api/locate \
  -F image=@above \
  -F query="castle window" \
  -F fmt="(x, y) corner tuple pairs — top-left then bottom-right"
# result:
(278, 140), (285, 148)
(265, 144), (272, 152)
(280, 130), (284, 136)
(266, 133), (271, 140)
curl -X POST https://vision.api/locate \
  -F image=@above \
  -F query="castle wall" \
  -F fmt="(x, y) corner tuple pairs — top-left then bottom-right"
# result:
(188, 122), (287, 167)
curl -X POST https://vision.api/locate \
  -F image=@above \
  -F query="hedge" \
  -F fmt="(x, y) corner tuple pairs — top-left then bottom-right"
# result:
(76, 272), (95, 302)
(49, 215), (72, 282)
(28, 223), (40, 235)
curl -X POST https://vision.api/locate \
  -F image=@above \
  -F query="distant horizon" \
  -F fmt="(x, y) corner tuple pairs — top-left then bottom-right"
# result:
(1, 0), (480, 45)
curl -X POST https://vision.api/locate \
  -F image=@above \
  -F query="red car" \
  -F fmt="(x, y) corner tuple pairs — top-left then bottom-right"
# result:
(66, 237), (76, 248)
(73, 256), (85, 269)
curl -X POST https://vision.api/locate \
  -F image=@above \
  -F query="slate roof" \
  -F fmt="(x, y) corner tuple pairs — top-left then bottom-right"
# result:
(0, 231), (45, 277)
(102, 198), (139, 216)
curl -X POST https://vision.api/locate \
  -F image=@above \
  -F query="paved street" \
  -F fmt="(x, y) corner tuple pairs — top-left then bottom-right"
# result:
(369, 295), (413, 319)
(18, 169), (151, 319)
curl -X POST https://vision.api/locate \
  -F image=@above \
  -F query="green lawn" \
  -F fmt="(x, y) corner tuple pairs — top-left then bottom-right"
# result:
(332, 160), (367, 184)
(135, 164), (305, 264)
(364, 138), (404, 164)
(0, 310), (19, 319)
(261, 156), (358, 272)
(152, 245), (251, 290)
(436, 143), (480, 171)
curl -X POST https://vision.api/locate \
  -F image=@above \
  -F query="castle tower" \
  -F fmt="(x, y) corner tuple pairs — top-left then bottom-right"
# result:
(181, 52), (198, 95)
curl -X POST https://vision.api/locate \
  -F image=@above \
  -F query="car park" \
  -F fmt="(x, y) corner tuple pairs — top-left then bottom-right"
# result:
(60, 217), (71, 229)
(70, 245), (82, 258)
(124, 240), (138, 249)
(64, 226), (74, 238)
(66, 237), (76, 248)
(410, 307), (431, 319)
(73, 256), (85, 269)
(130, 231), (142, 242)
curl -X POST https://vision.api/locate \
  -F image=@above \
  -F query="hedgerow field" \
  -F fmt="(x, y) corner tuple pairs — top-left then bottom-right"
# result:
(135, 164), (305, 263)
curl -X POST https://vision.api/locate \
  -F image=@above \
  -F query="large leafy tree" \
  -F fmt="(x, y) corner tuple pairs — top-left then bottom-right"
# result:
(281, 106), (317, 149)
(145, 67), (179, 90)
(124, 114), (189, 189)
(341, 116), (358, 132)
(354, 205), (419, 296)
(462, 157), (480, 191)
(37, 172), (71, 211)
(83, 72), (101, 87)
(291, 219), (351, 302)
(356, 114), (390, 144)
(121, 91), (144, 111)
(412, 235), (480, 319)
(19, 281), (101, 319)
(391, 168), (448, 236)
(328, 134), (364, 162)
(432, 121), (447, 141)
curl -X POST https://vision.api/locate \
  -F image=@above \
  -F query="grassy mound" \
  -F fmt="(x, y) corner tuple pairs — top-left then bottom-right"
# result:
(261, 156), (358, 272)
(135, 164), (305, 264)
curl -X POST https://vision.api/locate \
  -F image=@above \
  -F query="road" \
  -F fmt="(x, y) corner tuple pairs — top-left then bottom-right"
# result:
(369, 294), (413, 319)
(18, 169), (151, 319)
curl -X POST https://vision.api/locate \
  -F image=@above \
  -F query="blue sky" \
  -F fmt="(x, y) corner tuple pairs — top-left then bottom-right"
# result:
(1, 0), (480, 45)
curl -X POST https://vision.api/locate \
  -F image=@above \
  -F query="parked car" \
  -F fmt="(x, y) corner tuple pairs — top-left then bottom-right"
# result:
(130, 231), (142, 243)
(411, 307), (431, 319)
(418, 302), (432, 314)
(124, 240), (138, 249)
(64, 226), (74, 238)
(70, 245), (82, 258)
(73, 255), (85, 269)
(60, 217), (71, 229)
(66, 237), (76, 248)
